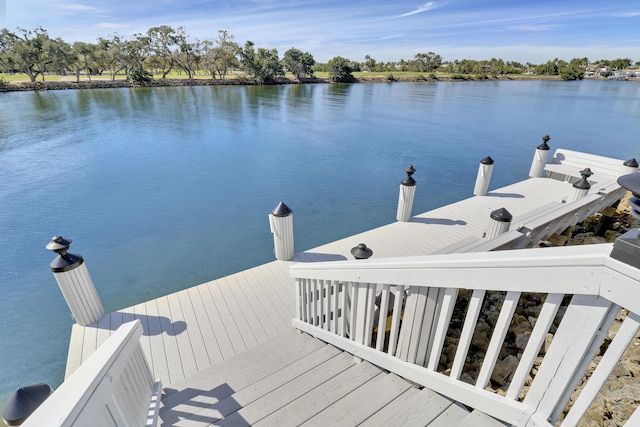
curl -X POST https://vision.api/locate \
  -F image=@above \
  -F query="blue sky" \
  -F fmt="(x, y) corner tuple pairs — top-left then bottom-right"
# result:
(3, 1), (640, 64)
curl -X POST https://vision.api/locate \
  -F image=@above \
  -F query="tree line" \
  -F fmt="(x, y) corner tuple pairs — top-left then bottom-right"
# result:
(1, 26), (638, 84)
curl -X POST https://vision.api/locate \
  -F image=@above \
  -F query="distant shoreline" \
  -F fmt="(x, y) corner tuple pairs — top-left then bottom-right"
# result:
(1, 74), (636, 92)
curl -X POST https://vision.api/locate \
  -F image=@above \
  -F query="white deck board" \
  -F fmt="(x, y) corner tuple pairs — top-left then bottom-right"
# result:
(66, 168), (623, 405)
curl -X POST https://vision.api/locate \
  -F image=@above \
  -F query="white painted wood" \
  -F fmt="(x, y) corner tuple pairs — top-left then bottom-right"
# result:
(507, 293), (563, 400)
(415, 287), (442, 367)
(427, 288), (459, 371)
(529, 147), (550, 178)
(294, 320), (534, 426)
(396, 286), (420, 360)
(349, 282), (359, 341)
(406, 286), (430, 363)
(544, 148), (623, 183)
(387, 285), (404, 355)
(53, 263), (104, 326)
(24, 321), (156, 427)
(474, 161), (494, 196)
(476, 291), (520, 389)
(376, 284), (391, 351)
(562, 311), (640, 426)
(269, 211), (294, 260)
(550, 302), (620, 423)
(523, 295), (613, 421)
(625, 405), (640, 427)
(451, 289), (485, 380)
(567, 185), (589, 203)
(397, 183), (416, 222)
(485, 214), (511, 240)
(339, 281), (348, 337)
(252, 359), (384, 426)
(299, 373), (412, 426)
(331, 281), (340, 334)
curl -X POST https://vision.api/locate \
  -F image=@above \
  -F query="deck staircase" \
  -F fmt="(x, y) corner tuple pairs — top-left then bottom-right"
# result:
(158, 330), (505, 427)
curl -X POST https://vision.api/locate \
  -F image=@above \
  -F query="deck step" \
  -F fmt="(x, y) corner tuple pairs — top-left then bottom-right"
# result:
(157, 330), (517, 427)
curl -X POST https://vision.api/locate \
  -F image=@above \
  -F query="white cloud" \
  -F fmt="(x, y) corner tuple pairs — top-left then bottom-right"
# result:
(508, 24), (558, 32)
(398, 2), (439, 18)
(53, 3), (108, 14)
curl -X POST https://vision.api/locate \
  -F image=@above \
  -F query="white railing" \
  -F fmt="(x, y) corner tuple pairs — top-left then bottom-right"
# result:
(290, 241), (640, 427)
(24, 320), (162, 427)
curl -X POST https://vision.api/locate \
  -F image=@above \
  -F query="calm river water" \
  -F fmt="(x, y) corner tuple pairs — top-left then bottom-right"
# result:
(0, 80), (638, 401)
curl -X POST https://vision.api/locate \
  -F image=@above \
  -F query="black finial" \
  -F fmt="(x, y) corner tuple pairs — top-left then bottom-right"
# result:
(271, 202), (293, 217)
(2, 383), (53, 426)
(46, 236), (83, 273)
(579, 168), (593, 179)
(573, 169), (592, 190)
(401, 165), (416, 186)
(623, 158), (638, 168)
(351, 243), (373, 260)
(537, 135), (550, 150)
(480, 156), (494, 165)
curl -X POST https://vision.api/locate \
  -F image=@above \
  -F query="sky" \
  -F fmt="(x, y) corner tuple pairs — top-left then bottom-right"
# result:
(3, 0), (640, 64)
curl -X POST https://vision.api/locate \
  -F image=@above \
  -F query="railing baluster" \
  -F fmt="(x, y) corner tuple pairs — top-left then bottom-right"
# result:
(387, 285), (404, 356)
(349, 282), (359, 341)
(416, 287), (442, 367)
(332, 280), (340, 333)
(427, 287), (459, 371)
(376, 284), (391, 351)
(476, 291), (521, 389)
(318, 280), (325, 328)
(340, 282), (348, 337)
(363, 284), (377, 347)
(562, 311), (640, 426)
(451, 289), (486, 380)
(324, 280), (331, 331)
(396, 286), (419, 360)
(507, 293), (563, 400)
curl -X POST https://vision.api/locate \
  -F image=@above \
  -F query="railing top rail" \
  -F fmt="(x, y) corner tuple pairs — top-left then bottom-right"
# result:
(23, 320), (143, 426)
(291, 243), (640, 314)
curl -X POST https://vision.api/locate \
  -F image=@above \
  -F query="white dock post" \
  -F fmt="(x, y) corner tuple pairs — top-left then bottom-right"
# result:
(529, 135), (551, 178)
(620, 158), (639, 176)
(396, 165), (416, 222)
(484, 207), (513, 240)
(473, 156), (494, 196)
(568, 168), (593, 202)
(269, 202), (294, 261)
(46, 236), (104, 326)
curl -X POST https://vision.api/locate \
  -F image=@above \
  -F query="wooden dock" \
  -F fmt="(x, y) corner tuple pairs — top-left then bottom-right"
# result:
(65, 171), (624, 386)
(23, 147), (637, 427)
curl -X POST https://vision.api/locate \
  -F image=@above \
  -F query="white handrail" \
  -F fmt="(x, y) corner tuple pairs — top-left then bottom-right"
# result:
(24, 320), (161, 427)
(291, 242), (640, 426)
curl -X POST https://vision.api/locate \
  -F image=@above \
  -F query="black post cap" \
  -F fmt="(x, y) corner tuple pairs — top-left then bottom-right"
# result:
(271, 202), (293, 217)
(2, 383), (52, 426)
(490, 207), (513, 222)
(46, 236), (84, 273)
(351, 243), (373, 260)
(623, 158), (638, 168)
(480, 156), (494, 165)
(537, 135), (551, 150)
(401, 165), (416, 186)
(579, 168), (594, 178)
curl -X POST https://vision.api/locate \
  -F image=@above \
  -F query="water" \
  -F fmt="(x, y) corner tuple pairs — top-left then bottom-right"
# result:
(0, 80), (638, 402)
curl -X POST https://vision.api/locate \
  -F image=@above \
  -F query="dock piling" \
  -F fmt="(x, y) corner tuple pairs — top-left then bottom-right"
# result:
(46, 236), (104, 326)
(269, 202), (294, 260)
(484, 208), (513, 240)
(473, 156), (494, 196)
(396, 165), (417, 222)
(568, 168), (593, 202)
(529, 135), (551, 178)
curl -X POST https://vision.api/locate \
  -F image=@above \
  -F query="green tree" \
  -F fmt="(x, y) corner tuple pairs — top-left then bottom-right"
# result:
(70, 41), (95, 82)
(411, 52), (442, 72)
(327, 56), (354, 82)
(281, 47), (315, 80)
(202, 30), (240, 79)
(147, 25), (179, 78)
(0, 27), (59, 81)
(560, 65), (585, 80)
(238, 41), (283, 83)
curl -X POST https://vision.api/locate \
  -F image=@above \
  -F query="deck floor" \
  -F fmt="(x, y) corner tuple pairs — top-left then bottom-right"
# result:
(66, 176), (609, 386)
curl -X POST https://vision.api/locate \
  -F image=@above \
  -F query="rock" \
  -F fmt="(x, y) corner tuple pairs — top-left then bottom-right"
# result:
(516, 333), (530, 350)
(491, 355), (519, 387)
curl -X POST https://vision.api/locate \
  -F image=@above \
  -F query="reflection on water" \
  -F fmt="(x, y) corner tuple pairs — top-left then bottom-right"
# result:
(0, 80), (638, 400)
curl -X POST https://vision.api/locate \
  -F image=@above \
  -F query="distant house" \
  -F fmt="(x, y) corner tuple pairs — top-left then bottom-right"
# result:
(599, 67), (612, 77)
(523, 68), (536, 75)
